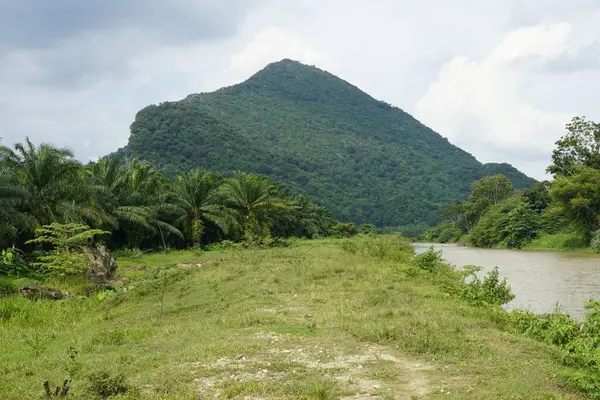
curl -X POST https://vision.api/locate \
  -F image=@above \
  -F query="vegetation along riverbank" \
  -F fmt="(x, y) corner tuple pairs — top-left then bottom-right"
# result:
(421, 116), (600, 253)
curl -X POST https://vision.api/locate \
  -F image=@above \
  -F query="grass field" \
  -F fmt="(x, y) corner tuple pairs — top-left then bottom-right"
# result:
(0, 237), (586, 399)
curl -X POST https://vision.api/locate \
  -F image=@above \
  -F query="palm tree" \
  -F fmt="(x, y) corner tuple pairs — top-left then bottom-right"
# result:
(272, 195), (335, 238)
(160, 168), (233, 247)
(220, 172), (293, 241)
(0, 138), (111, 234)
(0, 143), (29, 246)
(106, 158), (182, 248)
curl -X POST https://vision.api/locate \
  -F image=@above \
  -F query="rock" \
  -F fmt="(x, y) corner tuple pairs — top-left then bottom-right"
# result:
(177, 263), (203, 269)
(20, 285), (67, 300)
(84, 244), (118, 284)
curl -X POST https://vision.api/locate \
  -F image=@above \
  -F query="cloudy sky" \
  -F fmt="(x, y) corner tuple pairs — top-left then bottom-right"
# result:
(1, 0), (599, 179)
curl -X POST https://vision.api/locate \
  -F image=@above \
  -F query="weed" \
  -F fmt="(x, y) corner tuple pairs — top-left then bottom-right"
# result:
(459, 266), (515, 306)
(301, 379), (339, 400)
(591, 230), (600, 254)
(412, 247), (444, 271)
(86, 370), (131, 399)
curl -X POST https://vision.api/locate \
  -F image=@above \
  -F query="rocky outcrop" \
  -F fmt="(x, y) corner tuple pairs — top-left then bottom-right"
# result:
(19, 285), (67, 300)
(84, 244), (118, 284)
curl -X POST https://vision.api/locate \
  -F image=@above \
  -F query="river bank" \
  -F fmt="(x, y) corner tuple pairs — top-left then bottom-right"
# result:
(413, 242), (600, 318)
(0, 236), (589, 399)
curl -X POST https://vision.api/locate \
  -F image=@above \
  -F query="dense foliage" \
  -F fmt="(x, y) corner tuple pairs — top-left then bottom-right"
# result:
(117, 59), (535, 231)
(423, 116), (600, 251)
(0, 137), (338, 276)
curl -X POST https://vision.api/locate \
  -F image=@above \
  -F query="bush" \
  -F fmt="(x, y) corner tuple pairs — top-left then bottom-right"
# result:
(86, 370), (131, 398)
(412, 247), (445, 271)
(591, 230), (600, 254)
(341, 235), (413, 262)
(26, 223), (110, 277)
(504, 300), (600, 397)
(359, 224), (375, 235)
(420, 222), (462, 243)
(458, 267), (515, 306)
(331, 222), (358, 238)
(0, 246), (37, 277)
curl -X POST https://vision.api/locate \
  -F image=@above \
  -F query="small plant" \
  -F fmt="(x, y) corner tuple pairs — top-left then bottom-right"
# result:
(340, 239), (359, 254)
(86, 370), (131, 399)
(43, 377), (70, 398)
(591, 229), (600, 254)
(112, 247), (144, 258)
(26, 223), (110, 277)
(65, 346), (82, 377)
(301, 379), (339, 400)
(0, 246), (39, 277)
(460, 267), (515, 306)
(412, 247), (444, 271)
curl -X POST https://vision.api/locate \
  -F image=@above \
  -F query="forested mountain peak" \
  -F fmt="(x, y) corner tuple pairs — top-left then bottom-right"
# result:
(234, 59), (376, 103)
(122, 59), (536, 233)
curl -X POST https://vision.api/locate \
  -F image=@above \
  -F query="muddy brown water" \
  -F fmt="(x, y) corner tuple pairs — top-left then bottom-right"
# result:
(413, 243), (600, 318)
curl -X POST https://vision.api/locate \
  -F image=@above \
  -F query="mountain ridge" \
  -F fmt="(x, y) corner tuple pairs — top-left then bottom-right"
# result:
(118, 59), (536, 231)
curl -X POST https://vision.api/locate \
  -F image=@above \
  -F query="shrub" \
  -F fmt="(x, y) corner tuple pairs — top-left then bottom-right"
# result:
(26, 223), (110, 276)
(86, 370), (131, 398)
(331, 222), (358, 238)
(341, 235), (413, 262)
(0, 246), (36, 277)
(359, 223), (375, 235)
(591, 230), (600, 254)
(420, 222), (462, 243)
(459, 267), (515, 306)
(412, 247), (444, 271)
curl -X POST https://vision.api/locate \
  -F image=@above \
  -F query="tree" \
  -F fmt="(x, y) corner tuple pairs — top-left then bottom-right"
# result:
(547, 116), (600, 177)
(469, 174), (514, 208)
(550, 166), (600, 241)
(220, 172), (292, 243)
(271, 194), (335, 239)
(160, 169), (232, 247)
(522, 180), (552, 213)
(26, 223), (110, 276)
(0, 138), (111, 236)
(108, 159), (182, 248)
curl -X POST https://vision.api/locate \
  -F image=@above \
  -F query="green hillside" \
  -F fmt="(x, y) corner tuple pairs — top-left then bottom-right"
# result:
(120, 59), (535, 228)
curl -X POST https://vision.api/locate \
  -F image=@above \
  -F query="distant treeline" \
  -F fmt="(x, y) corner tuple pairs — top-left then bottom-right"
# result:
(0, 138), (360, 254)
(422, 116), (600, 252)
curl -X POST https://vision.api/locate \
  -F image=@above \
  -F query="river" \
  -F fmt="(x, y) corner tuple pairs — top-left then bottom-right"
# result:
(413, 243), (600, 319)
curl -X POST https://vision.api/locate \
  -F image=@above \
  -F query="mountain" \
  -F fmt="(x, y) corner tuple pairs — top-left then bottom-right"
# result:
(118, 59), (536, 229)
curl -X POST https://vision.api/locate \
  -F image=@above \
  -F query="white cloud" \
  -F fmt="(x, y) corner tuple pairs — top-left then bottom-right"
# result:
(416, 23), (582, 179)
(1, 0), (599, 180)
(227, 26), (333, 79)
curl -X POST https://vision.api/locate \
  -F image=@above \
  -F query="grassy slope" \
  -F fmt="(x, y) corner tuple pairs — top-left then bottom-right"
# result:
(0, 238), (583, 399)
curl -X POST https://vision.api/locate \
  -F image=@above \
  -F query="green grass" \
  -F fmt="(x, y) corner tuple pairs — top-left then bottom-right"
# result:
(523, 233), (591, 252)
(0, 237), (585, 399)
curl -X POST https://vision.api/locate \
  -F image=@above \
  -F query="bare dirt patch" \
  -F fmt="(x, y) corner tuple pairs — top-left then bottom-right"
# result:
(188, 335), (432, 399)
